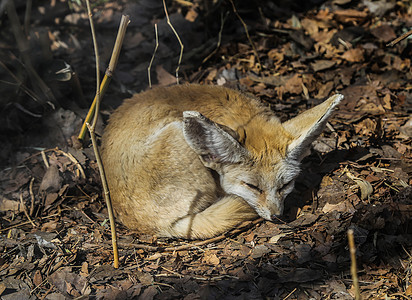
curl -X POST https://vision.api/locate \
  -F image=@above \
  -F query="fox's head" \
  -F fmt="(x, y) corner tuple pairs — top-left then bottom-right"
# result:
(182, 94), (343, 221)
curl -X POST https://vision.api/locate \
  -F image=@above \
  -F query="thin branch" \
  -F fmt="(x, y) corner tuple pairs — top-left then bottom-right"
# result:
(20, 192), (36, 228)
(203, 11), (228, 64)
(0, 213), (61, 233)
(163, 0), (184, 84)
(148, 23), (159, 88)
(84, 1), (127, 269)
(386, 29), (412, 47)
(347, 229), (362, 300)
(85, 0), (101, 131)
(29, 177), (35, 216)
(228, 0), (262, 70)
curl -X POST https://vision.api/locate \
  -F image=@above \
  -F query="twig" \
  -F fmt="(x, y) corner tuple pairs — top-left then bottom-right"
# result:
(228, 0), (262, 70)
(78, 15), (130, 141)
(162, 0), (184, 84)
(85, 0), (101, 131)
(41, 150), (49, 168)
(202, 11), (228, 64)
(386, 29), (412, 47)
(148, 23), (159, 88)
(19, 192), (37, 227)
(86, 124), (119, 268)
(55, 149), (86, 179)
(84, 1), (127, 269)
(0, 213), (61, 233)
(347, 229), (362, 300)
(282, 288), (297, 300)
(29, 177), (35, 216)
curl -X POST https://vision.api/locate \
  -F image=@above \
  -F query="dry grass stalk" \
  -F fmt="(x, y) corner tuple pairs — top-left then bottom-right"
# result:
(387, 29), (412, 47)
(348, 229), (362, 300)
(148, 23), (159, 88)
(83, 2), (130, 269)
(228, 0), (262, 70)
(162, 0), (184, 84)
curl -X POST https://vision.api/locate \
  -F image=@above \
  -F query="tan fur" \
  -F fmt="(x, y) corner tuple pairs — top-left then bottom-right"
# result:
(101, 84), (342, 239)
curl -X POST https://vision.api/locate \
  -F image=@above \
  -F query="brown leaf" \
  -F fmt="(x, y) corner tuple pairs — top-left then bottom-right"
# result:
(341, 48), (364, 62)
(44, 193), (59, 209)
(316, 81), (334, 99)
(39, 165), (63, 193)
(363, 0), (396, 16)
(322, 201), (356, 214)
(80, 262), (88, 277)
(202, 252), (220, 265)
(156, 65), (177, 87)
(32, 270), (42, 287)
(370, 24), (397, 42)
(334, 9), (368, 23)
(346, 171), (373, 200)
(250, 245), (270, 259)
(311, 60), (336, 72)
(0, 197), (23, 212)
(48, 267), (87, 297)
(284, 74), (303, 94)
(400, 118), (412, 137)
(136, 271), (153, 285)
(185, 8), (198, 22)
(139, 285), (158, 300)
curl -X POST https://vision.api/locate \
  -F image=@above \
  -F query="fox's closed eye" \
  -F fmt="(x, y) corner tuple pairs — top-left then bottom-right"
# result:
(241, 181), (263, 194)
(278, 181), (293, 194)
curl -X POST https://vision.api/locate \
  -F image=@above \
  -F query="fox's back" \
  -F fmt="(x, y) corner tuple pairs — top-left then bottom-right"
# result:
(105, 84), (292, 159)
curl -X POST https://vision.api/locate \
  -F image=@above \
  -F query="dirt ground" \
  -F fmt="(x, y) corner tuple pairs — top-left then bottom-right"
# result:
(0, 0), (411, 299)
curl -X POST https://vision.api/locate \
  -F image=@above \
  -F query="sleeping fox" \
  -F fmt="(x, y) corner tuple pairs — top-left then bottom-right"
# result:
(101, 84), (342, 239)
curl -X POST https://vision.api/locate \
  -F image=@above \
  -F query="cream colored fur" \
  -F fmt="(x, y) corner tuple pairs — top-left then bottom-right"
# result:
(101, 84), (342, 239)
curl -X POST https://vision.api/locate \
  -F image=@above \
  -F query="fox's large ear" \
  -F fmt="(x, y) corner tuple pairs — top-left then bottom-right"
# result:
(283, 94), (343, 161)
(183, 111), (247, 168)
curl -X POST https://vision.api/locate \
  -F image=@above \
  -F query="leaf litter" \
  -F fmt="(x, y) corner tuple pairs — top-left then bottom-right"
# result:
(0, 0), (411, 299)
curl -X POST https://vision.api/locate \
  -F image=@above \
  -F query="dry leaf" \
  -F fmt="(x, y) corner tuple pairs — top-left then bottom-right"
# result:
(311, 60), (336, 72)
(39, 165), (63, 193)
(322, 202), (356, 214)
(341, 48), (364, 62)
(156, 65), (176, 87)
(0, 197), (23, 212)
(203, 252), (220, 265)
(370, 24), (396, 42)
(346, 171), (373, 200)
(33, 270), (42, 287)
(316, 81), (334, 99)
(80, 262), (89, 277)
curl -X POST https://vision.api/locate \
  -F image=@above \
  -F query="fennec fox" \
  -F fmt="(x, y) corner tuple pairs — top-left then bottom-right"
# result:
(101, 84), (342, 239)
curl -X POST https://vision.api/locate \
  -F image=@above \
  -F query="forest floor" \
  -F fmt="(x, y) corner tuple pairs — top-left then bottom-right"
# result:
(0, 0), (411, 299)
